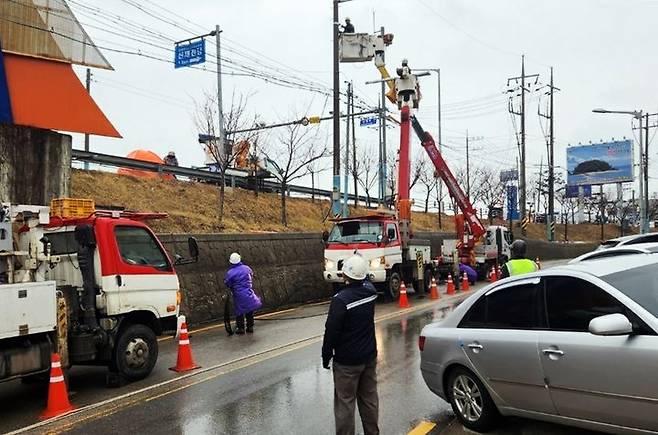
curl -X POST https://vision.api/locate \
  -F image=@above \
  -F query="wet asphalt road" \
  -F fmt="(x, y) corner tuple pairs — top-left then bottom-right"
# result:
(33, 300), (460, 435)
(2, 260), (595, 435)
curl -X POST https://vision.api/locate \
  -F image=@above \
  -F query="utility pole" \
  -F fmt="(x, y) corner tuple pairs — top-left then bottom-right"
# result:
(352, 85), (357, 207)
(215, 25), (226, 158)
(466, 129), (470, 198)
(437, 68), (442, 227)
(84, 68), (91, 170)
(507, 55), (539, 235)
(645, 113), (650, 230)
(379, 26), (388, 208)
(332, 0), (341, 217)
(342, 81), (351, 216)
(538, 67), (559, 241)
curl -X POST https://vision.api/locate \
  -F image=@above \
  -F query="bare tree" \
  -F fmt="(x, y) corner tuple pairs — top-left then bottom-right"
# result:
(194, 91), (258, 224)
(418, 158), (438, 213)
(355, 146), (379, 208)
(265, 119), (327, 226)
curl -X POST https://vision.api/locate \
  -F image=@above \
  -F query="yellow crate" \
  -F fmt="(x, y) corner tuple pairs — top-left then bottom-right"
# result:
(50, 198), (95, 218)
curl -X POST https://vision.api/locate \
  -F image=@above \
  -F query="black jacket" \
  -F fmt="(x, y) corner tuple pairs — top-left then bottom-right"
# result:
(322, 280), (378, 366)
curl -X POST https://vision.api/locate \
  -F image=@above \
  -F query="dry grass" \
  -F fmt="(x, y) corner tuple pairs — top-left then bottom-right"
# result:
(71, 170), (626, 241)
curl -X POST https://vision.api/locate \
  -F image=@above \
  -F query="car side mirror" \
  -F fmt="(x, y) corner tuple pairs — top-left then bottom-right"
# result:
(188, 237), (199, 260)
(387, 228), (396, 240)
(589, 313), (633, 336)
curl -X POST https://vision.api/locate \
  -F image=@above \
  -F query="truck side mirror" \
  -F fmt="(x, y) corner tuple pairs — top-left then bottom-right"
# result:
(188, 237), (199, 261)
(387, 228), (396, 240)
(322, 230), (329, 243)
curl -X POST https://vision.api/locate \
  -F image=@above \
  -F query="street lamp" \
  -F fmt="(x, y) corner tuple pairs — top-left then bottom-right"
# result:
(592, 108), (648, 234)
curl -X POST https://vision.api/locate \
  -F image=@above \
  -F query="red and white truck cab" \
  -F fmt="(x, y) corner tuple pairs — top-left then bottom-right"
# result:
(323, 214), (433, 298)
(0, 204), (198, 384)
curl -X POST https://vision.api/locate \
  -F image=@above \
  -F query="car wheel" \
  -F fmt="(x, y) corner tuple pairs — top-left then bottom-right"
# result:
(448, 367), (499, 432)
(113, 324), (158, 382)
(387, 272), (401, 299)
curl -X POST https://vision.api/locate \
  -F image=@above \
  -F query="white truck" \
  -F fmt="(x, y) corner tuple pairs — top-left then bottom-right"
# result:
(438, 225), (512, 278)
(0, 202), (197, 384)
(322, 213), (434, 299)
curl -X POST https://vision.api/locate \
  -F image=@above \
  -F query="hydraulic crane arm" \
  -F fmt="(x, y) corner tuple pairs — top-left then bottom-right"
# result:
(410, 115), (487, 240)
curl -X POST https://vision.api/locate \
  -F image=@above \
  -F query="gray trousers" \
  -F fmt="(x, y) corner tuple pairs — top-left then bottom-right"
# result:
(332, 359), (379, 435)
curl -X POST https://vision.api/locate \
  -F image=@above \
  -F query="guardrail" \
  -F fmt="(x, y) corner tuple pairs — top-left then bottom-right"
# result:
(71, 149), (374, 203)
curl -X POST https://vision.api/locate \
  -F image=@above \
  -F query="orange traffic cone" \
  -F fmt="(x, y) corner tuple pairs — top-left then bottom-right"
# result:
(496, 265), (502, 280)
(461, 272), (470, 292)
(398, 281), (411, 308)
(429, 277), (440, 300)
(446, 274), (456, 295)
(490, 267), (497, 283)
(39, 353), (75, 420)
(170, 322), (200, 372)
(535, 257), (541, 270)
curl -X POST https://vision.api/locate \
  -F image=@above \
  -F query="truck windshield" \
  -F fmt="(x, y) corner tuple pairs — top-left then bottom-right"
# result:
(328, 221), (383, 244)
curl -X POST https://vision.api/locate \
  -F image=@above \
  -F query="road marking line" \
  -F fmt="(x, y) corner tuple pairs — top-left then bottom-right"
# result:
(408, 420), (437, 435)
(13, 294), (468, 434)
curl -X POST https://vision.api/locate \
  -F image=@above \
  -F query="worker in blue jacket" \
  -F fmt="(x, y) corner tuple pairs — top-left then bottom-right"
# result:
(322, 254), (379, 435)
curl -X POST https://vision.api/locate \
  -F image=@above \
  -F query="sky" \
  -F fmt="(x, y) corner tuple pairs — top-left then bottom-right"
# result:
(66, 0), (658, 208)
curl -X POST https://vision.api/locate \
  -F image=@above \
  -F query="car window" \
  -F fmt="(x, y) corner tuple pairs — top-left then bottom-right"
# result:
(115, 226), (171, 271)
(545, 276), (654, 334)
(602, 264), (658, 320)
(459, 282), (544, 329)
(386, 223), (397, 241)
(624, 235), (658, 245)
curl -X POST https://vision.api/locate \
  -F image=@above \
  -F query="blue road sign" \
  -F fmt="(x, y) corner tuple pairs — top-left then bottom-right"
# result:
(175, 39), (206, 69)
(359, 117), (377, 126)
(565, 184), (592, 198)
(507, 185), (519, 220)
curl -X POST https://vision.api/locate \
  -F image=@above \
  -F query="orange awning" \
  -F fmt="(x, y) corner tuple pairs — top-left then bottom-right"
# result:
(3, 52), (120, 138)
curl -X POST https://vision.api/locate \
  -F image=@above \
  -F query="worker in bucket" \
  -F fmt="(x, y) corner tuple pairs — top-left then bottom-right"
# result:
(500, 239), (538, 278)
(224, 252), (262, 335)
(322, 254), (379, 435)
(341, 17), (355, 33)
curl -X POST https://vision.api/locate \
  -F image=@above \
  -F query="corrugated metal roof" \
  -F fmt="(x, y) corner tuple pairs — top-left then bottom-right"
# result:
(0, 0), (112, 70)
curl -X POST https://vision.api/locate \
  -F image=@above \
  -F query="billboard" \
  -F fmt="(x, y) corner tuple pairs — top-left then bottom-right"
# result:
(565, 185), (592, 198)
(567, 140), (633, 186)
(499, 169), (518, 183)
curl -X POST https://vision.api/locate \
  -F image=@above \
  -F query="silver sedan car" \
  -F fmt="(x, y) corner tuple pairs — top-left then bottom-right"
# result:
(420, 253), (658, 434)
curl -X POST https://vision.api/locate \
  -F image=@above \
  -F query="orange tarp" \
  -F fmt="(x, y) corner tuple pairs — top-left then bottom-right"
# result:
(3, 52), (120, 137)
(118, 150), (174, 180)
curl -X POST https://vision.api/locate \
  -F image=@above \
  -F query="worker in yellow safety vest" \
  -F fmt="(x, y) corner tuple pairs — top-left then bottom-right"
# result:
(501, 239), (538, 278)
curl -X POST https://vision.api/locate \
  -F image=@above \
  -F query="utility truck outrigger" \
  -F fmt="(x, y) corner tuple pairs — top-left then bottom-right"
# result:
(0, 201), (198, 385)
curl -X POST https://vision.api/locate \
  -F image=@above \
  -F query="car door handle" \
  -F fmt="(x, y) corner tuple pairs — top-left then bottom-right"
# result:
(542, 349), (564, 356)
(467, 343), (483, 350)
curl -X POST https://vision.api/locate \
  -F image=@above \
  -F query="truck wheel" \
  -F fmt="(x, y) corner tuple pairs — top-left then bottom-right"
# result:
(388, 272), (401, 300)
(113, 324), (158, 382)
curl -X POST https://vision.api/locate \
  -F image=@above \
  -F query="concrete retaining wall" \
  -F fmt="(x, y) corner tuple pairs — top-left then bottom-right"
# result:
(524, 239), (598, 260)
(159, 233), (331, 325)
(160, 232), (598, 325)
(0, 125), (71, 204)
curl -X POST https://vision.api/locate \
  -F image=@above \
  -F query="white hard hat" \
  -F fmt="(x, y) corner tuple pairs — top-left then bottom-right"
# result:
(342, 255), (368, 281)
(229, 252), (241, 264)
(345, 17), (351, 21)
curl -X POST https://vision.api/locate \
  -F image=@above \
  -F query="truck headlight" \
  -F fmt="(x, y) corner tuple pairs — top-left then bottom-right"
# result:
(325, 258), (335, 270)
(370, 256), (385, 269)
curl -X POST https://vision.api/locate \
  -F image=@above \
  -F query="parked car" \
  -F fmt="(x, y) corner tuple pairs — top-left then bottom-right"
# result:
(419, 252), (658, 434)
(569, 242), (658, 264)
(597, 233), (658, 250)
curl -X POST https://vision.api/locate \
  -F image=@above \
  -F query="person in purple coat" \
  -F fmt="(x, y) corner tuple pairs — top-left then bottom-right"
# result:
(224, 252), (262, 334)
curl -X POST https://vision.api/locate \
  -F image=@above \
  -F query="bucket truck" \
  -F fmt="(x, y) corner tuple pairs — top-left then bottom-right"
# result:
(0, 201), (198, 385)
